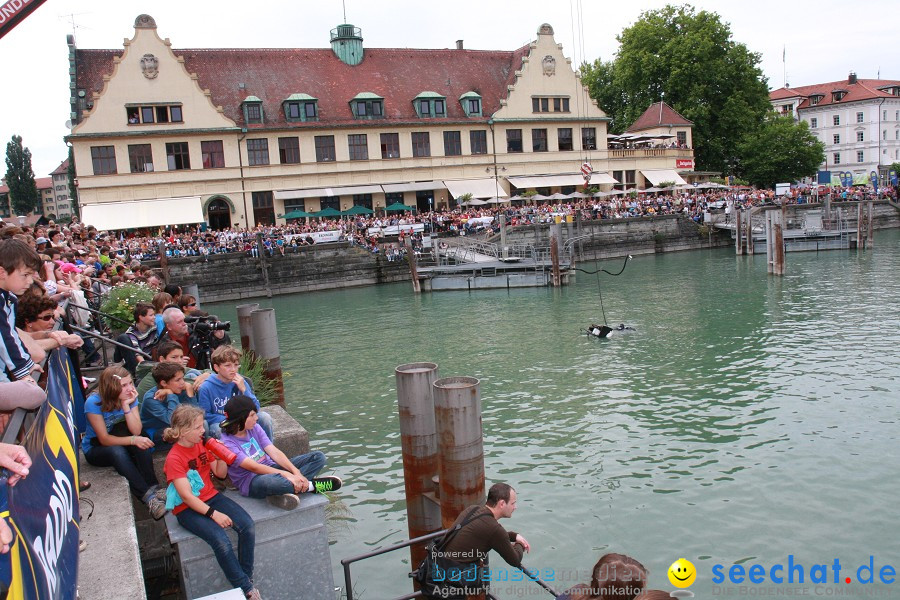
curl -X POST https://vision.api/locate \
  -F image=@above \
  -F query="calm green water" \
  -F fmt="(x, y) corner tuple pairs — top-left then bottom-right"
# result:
(209, 230), (900, 598)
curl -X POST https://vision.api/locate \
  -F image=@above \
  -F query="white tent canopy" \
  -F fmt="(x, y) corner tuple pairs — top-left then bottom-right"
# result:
(81, 197), (205, 231)
(443, 178), (507, 199)
(274, 185), (382, 200)
(382, 181), (446, 193)
(640, 169), (688, 186)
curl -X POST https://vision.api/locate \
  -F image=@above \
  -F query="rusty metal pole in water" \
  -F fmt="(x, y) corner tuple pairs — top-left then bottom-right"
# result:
(432, 376), (486, 529)
(250, 308), (285, 406)
(395, 362), (442, 576)
(735, 209), (743, 255)
(773, 211), (785, 276)
(549, 223), (561, 287)
(867, 199), (874, 249)
(405, 237), (421, 293)
(236, 303), (260, 353)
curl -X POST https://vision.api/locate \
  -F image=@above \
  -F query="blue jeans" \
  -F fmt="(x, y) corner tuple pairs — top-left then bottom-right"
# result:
(175, 493), (256, 593)
(247, 451), (326, 498)
(84, 444), (158, 499)
(209, 410), (274, 442)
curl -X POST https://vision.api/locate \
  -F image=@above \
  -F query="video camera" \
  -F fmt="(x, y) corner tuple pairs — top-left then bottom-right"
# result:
(185, 315), (231, 333)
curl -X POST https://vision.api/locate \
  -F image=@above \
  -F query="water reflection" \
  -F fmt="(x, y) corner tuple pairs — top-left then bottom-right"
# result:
(209, 231), (900, 597)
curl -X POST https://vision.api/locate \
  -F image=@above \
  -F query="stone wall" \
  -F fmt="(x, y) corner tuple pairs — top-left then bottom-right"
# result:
(153, 201), (900, 302)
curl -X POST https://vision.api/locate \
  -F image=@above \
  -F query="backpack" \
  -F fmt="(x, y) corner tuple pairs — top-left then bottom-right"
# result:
(413, 507), (491, 599)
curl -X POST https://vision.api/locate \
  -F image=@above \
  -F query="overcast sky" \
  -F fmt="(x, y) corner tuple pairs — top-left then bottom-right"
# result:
(2, 0), (895, 176)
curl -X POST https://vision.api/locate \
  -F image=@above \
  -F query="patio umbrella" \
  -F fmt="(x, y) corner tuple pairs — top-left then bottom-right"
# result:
(342, 205), (374, 215)
(530, 194), (550, 201)
(547, 193), (569, 201)
(593, 191), (611, 198)
(644, 187), (663, 193)
(566, 191), (588, 199)
(385, 202), (417, 212)
(282, 210), (312, 219)
(484, 197), (508, 204)
(507, 194), (525, 201)
(312, 207), (342, 217)
(462, 198), (488, 206)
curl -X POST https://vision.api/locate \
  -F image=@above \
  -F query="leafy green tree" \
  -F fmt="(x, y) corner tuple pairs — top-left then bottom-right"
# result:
(580, 4), (771, 173)
(736, 114), (824, 189)
(4, 135), (38, 216)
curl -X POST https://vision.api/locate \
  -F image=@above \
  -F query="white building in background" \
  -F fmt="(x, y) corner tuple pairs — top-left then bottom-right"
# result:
(770, 73), (900, 184)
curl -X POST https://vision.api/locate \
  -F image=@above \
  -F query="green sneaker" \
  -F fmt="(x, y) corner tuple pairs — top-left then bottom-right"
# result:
(311, 476), (343, 494)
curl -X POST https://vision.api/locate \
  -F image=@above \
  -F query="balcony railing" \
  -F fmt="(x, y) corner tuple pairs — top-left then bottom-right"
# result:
(606, 148), (693, 159)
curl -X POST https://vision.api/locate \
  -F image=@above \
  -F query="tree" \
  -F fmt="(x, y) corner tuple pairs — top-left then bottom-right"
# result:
(736, 114), (824, 189)
(4, 135), (38, 216)
(580, 4), (771, 174)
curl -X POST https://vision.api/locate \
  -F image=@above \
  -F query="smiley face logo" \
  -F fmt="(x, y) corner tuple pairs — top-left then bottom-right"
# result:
(668, 558), (696, 588)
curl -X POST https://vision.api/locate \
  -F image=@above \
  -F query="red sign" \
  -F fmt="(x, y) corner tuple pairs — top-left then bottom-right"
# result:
(676, 159), (694, 170)
(581, 162), (592, 179)
(0, 0), (46, 39)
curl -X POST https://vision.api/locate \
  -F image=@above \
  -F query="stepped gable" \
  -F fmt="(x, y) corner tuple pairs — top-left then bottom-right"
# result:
(626, 101), (693, 132)
(75, 44), (530, 127)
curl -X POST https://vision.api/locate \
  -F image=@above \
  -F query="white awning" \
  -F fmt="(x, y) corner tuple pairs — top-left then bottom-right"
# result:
(587, 172), (619, 185)
(640, 169), (688, 186)
(274, 185), (383, 200)
(81, 197), (204, 231)
(507, 172), (618, 188)
(443, 178), (507, 199)
(382, 181), (446, 193)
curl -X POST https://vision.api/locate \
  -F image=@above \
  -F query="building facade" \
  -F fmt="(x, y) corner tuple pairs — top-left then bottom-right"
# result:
(49, 158), (74, 220)
(69, 15), (695, 230)
(770, 73), (900, 184)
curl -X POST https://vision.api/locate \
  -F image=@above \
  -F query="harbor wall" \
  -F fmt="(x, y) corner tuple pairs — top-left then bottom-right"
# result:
(156, 201), (900, 303)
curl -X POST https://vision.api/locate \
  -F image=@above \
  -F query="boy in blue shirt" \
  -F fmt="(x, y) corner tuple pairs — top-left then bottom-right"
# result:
(197, 345), (274, 440)
(140, 361), (206, 445)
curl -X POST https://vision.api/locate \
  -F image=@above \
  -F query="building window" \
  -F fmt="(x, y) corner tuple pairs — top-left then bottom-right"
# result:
(810, 118), (818, 128)
(381, 133), (400, 159)
(126, 104), (183, 125)
(443, 131), (462, 156)
(412, 132), (431, 158)
(810, 95), (821, 106)
(833, 134), (840, 145)
(415, 95), (447, 119)
(251, 191), (274, 226)
(90, 146), (117, 175)
(857, 151), (864, 163)
(460, 93), (482, 117)
(557, 128), (573, 151)
(286, 102), (301, 120)
(127, 144), (153, 173)
(284, 200), (305, 213)
(352, 194), (373, 210)
(247, 138), (270, 166)
(201, 140), (225, 169)
(833, 115), (840, 126)
(418, 99), (431, 117)
(284, 99), (318, 122)
(856, 112), (864, 123)
(244, 102), (263, 124)
(884, 130), (888, 141)
(857, 131), (864, 142)
(279, 137), (300, 164)
(531, 97), (569, 113)
(507, 129), (523, 153)
(141, 107), (154, 123)
(348, 134), (369, 160)
(581, 127), (596, 151)
(532, 128), (548, 152)
(677, 131), (687, 146)
(352, 97), (384, 119)
(165, 142), (191, 170)
(833, 152), (840, 165)
(315, 136), (336, 162)
(470, 130), (487, 155)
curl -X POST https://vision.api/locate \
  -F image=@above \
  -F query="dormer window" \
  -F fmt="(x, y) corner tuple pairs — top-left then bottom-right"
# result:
(832, 90), (847, 102)
(350, 93), (384, 119)
(126, 103), (183, 125)
(810, 94), (823, 106)
(283, 94), (318, 122)
(242, 96), (264, 124)
(459, 91), (482, 117)
(413, 92), (446, 118)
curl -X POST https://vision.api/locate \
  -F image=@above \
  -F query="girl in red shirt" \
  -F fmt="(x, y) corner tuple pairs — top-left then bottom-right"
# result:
(163, 405), (261, 600)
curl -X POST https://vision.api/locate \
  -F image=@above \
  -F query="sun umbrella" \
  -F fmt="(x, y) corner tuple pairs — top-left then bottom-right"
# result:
(342, 205), (374, 215)
(282, 210), (312, 219)
(385, 202), (417, 212)
(312, 207), (342, 217)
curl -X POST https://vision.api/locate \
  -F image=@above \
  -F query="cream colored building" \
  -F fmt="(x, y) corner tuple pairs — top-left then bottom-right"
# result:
(69, 15), (695, 230)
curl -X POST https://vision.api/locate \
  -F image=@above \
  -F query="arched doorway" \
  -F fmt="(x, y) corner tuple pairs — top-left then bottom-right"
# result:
(207, 198), (232, 230)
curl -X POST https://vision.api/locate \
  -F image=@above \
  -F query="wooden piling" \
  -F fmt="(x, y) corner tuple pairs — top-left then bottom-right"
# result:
(256, 232), (272, 298)
(867, 200), (874, 248)
(773, 212), (785, 276)
(549, 225), (561, 287)
(857, 203), (864, 249)
(735, 209), (743, 255)
(766, 211), (773, 274)
(249, 308), (285, 406)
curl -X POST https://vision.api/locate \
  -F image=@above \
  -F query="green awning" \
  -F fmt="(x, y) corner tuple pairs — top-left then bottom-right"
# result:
(385, 202), (417, 212)
(342, 205), (374, 215)
(312, 207), (342, 217)
(282, 210), (312, 219)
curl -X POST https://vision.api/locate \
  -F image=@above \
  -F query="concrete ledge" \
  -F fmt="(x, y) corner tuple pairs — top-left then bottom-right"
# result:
(78, 461), (147, 600)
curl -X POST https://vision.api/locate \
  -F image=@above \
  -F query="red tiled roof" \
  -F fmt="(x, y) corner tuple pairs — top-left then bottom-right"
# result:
(769, 78), (900, 109)
(50, 158), (69, 176)
(76, 45), (530, 127)
(626, 102), (693, 132)
(35, 177), (52, 190)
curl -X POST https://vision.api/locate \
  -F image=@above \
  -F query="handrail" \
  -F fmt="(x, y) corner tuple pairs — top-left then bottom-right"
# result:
(67, 302), (132, 327)
(340, 529), (554, 600)
(67, 324), (152, 359)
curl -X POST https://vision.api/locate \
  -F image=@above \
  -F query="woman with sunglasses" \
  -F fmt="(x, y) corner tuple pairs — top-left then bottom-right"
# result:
(178, 294), (199, 315)
(16, 293), (84, 357)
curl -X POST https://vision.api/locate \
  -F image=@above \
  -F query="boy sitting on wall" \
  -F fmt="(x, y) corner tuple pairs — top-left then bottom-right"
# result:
(197, 345), (274, 440)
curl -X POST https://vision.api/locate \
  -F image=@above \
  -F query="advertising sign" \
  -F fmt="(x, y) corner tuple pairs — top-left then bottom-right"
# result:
(676, 159), (694, 170)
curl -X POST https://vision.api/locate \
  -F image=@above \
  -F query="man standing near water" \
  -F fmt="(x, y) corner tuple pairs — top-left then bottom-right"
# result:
(439, 482), (530, 598)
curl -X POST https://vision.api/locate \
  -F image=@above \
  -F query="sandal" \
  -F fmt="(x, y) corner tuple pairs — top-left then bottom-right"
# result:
(79, 480), (91, 492)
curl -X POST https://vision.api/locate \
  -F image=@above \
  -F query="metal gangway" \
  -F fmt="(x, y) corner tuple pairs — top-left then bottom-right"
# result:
(438, 238), (541, 265)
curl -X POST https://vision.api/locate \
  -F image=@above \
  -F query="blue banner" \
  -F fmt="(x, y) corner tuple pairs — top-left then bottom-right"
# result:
(0, 349), (81, 599)
(817, 171), (831, 185)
